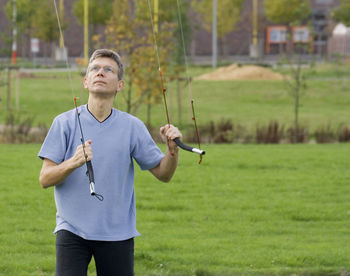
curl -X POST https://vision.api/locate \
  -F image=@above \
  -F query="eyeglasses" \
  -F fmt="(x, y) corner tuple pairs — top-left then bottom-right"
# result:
(88, 65), (117, 74)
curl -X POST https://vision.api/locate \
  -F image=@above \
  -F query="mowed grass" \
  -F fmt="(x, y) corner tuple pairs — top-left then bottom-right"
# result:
(1, 64), (350, 133)
(0, 144), (349, 275)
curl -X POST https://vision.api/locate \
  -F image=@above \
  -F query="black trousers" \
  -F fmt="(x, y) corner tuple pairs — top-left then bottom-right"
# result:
(55, 230), (134, 276)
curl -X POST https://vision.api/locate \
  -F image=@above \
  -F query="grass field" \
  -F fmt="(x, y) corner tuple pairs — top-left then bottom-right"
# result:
(1, 62), (350, 275)
(0, 143), (349, 275)
(1, 63), (350, 135)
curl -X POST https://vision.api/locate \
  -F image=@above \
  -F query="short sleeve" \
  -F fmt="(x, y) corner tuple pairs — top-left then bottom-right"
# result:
(131, 120), (164, 170)
(38, 116), (69, 164)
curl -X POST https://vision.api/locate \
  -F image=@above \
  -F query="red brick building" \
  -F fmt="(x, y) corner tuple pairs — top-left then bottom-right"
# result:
(192, 0), (340, 57)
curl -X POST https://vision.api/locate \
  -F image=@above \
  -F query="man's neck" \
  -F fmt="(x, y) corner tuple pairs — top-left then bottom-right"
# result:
(87, 95), (114, 122)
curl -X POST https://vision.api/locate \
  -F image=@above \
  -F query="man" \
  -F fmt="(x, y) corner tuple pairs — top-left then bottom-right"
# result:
(38, 49), (181, 275)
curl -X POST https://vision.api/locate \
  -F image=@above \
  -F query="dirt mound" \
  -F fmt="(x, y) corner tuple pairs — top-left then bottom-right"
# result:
(195, 64), (285, 81)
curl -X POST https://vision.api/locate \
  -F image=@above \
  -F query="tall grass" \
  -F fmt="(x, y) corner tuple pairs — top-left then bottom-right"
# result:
(0, 144), (349, 275)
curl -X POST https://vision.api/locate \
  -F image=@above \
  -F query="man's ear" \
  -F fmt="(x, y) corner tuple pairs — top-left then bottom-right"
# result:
(116, 80), (124, 92)
(83, 77), (88, 89)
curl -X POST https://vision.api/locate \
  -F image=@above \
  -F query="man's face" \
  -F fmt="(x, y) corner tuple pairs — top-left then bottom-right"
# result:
(83, 57), (124, 95)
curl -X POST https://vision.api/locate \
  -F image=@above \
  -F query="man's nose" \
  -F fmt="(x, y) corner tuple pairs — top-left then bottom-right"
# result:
(96, 67), (105, 75)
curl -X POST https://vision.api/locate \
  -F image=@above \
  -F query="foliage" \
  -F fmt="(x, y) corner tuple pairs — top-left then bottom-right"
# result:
(192, 0), (245, 38)
(314, 124), (337, 143)
(0, 32), (12, 57)
(161, 0), (192, 67)
(192, 121), (216, 144)
(103, 0), (175, 119)
(31, 0), (62, 43)
(185, 118), (237, 144)
(338, 125), (350, 142)
(264, 0), (311, 26)
(212, 118), (234, 143)
(279, 53), (310, 143)
(4, 0), (36, 35)
(5, 0), (64, 45)
(0, 112), (47, 143)
(286, 125), (308, 143)
(73, 0), (113, 26)
(332, 0), (350, 25)
(256, 120), (284, 144)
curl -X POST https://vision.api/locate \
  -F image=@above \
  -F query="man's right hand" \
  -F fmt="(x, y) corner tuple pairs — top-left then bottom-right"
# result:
(39, 140), (93, 188)
(71, 140), (93, 168)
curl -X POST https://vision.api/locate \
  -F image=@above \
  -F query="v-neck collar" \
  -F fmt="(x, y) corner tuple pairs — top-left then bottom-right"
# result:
(86, 104), (113, 124)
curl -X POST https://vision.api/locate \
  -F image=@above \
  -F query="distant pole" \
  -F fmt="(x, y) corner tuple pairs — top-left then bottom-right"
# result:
(250, 0), (260, 58)
(84, 0), (89, 65)
(252, 0), (258, 46)
(59, 0), (64, 49)
(154, 0), (158, 33)
(212, 0), (217, 68)
(11, 0), (17, 65)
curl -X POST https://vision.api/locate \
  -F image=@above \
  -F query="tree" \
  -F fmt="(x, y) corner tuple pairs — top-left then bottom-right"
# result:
(32, 2), (60, 43)
(332, 0), (350, 25)
(5, 0), (67, 60)
(192, 0), (245, 58)
(31, 0), (64, 61)
(73, 0), (113, 55)
(73, 0), (113, 25)
(282, 54), (308, 143)
(265, 0), (312, 142)
(264, 0), (311, 53)
(103, 0), (175, 126)
(5, 0), (36, 32)
(5, 0), (38, 58)
(159, 0), (192, 67)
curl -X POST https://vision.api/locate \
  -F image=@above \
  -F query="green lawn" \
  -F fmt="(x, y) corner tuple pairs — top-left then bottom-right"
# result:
(1, 64), (350, 135)
(1, 62), (350, 275)
(0, 143), (349, 275)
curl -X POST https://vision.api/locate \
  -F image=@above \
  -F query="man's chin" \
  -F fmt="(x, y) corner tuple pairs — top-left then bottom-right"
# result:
(90, 90), (117, 97)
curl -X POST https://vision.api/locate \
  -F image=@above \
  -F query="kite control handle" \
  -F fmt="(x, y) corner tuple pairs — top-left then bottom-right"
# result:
(174, 138), (205, 155)
(86, 161), (95, 195)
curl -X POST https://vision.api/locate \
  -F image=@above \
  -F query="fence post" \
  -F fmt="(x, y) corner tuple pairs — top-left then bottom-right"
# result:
(7, 67), (11, 110)
(15, 68), (20, 110)
(0, 70), (2, 109)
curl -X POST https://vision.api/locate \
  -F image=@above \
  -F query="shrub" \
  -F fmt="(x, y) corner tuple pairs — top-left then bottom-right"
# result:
(314, 125), (336, 143)
(0, 112), (48, 143)
(197, 121), (215, 144)
(338, 126), (350, 142)
(213, 118), (234, 143)
(184, 118), (235, 144)
(286, 126), (309, 143)
(256, 121), (284, 144)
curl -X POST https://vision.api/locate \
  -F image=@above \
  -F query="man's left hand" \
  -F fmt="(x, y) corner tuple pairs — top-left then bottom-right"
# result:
(159, 124), (182, 152)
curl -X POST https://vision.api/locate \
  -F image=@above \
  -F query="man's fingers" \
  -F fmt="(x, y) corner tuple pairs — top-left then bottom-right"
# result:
(84, 144), (93, 161)
(160, 124), (182, 140)
(76, 142), (93, 161)
(85, 140), (92, 146)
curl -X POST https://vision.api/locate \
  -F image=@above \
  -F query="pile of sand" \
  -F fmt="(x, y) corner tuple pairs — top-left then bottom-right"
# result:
(195, 64), (285, 81)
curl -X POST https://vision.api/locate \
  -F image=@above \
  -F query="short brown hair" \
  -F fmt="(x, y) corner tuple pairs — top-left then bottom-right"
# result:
(88, 49), (124, 80)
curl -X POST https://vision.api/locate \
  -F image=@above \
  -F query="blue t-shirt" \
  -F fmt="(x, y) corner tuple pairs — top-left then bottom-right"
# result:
(38, 105), (164, 241)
